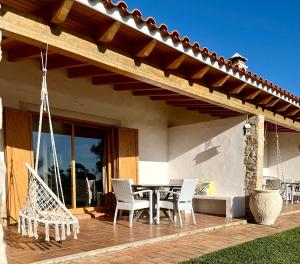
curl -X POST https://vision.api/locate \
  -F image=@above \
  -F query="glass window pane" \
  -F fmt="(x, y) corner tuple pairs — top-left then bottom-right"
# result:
(33, 118), (72, 208)
(74, 126), (106, 207)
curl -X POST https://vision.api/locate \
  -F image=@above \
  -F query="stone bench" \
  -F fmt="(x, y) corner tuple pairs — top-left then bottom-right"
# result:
(193, 195), (234, 218)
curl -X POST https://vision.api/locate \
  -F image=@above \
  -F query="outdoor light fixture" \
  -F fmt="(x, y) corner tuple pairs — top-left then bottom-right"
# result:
(243, 116), (252, 136)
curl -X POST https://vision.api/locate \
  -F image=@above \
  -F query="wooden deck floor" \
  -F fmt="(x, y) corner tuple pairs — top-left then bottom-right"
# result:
(4, 213), (245, 264)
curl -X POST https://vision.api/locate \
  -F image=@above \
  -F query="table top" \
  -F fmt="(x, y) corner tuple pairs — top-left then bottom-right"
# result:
(132, 184), (181, 189)
(285, 181), (300, 185)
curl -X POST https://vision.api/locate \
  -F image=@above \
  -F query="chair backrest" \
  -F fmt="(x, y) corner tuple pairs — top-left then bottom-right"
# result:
(169, 179), (184, 186)
(178, 179), (198, 202)
(112, 179), (134, 203)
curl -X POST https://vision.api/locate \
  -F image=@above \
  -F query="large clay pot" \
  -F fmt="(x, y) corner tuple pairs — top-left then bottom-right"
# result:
(249, 189), (282, 225)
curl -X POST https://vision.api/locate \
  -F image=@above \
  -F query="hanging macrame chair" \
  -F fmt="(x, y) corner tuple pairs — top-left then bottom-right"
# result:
(18, 46), (79, 241)
(263, 120), (286, 196)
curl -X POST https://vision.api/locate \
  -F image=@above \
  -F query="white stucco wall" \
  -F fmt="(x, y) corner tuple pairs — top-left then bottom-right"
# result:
(0, 57), (171, 184)
(168, 116), (246, 216)
(265, 132), (300, 181)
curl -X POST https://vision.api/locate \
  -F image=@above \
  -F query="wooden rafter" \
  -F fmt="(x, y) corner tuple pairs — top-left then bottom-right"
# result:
(114, 83), (158, 91)
(150, 95), (189, 101)
(187, 107), (231, 111)
(50, 0), (74, 24)
(243, 90), (261, 100)
(266, 98), (281, 107)
(1, 6), (299, 131)
(286, 108), (300, 117)
(68, 65), (113, 78)
(47, 57), (87, 70)
(191, 65), (210, 79)
(211, 75), (230, 88)
(135, 39), (157, 58)
(92, 75), (139, 85)
(228, 83), (247, 95)
(166, 99), (201, 105)
(256, 95), (274, 105)
(276, 103), (291, 112)
(7, 45), (43, 61)
(97, 21), (121, 43)
(133, 90), (175, 96)
(165, 54), (186, 70)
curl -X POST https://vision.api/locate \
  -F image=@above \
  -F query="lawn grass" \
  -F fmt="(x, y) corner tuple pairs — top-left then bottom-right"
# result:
(183, 227), (300, 264)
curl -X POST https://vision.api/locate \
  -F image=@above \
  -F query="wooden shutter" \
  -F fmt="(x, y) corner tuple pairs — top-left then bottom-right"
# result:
(5, 108), (33, 224)
(117, 127), (139, 184)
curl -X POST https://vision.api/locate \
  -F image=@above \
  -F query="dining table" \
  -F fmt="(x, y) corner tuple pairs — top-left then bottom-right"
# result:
(132, 183), (182, 224)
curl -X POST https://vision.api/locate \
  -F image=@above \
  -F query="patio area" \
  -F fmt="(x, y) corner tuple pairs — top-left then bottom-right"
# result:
(4, 213), (246, 264)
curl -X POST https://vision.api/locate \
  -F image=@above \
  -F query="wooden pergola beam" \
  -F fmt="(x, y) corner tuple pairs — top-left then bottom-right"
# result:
(135, 39), (157, 58)
(228, 83), (247, 95)
(1, 6), (299, 131)
(50, 0), (74, 24)
(97, 21), (121, 43)
(191, 65), (210, 79)
(150, 95), (189, 101)
(243, 90), (261, 100)
(165, 54), (186, 70)
(68, 65), (113, 78)
(211, 75), (230, 88)
(92, 75), (139, 85)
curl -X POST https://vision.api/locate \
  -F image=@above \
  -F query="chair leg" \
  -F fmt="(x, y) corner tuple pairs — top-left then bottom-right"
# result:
(113, 207), (118, 225)
(173, 210), (177, 224)
(191, 207), (196, 225)
(156, 204), (160, 225)
(119, 209), (122, 219)
(178, 210), (183, 228)
(129, 210), (134, 228)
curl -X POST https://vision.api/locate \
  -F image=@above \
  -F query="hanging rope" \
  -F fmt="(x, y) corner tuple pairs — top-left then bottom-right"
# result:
(35, 45), (65, 204)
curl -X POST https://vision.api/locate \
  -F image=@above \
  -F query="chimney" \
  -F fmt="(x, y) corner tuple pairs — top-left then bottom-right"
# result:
(229, 53), (248, 69)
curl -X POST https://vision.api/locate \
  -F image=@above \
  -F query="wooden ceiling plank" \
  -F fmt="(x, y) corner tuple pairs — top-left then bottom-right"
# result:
(97, 21), (121, 43)
(68, 65), (113, 78)
(191, 65), (210, 79)
(135, 39), (157, 58)
(276, 103), (292, 113)
(50, 0), (74, 24)
(92, 75), (139, 85)
(266, 98), (281, 107)
(286, 109), (300, 117)
(211, 75), (230, 88)
(256, 95), (274, 105)
(165, 54), (186, 70)
(228, 83), (247, 95)
(243, 90), (261, 100)
(150, 95), (189, 101)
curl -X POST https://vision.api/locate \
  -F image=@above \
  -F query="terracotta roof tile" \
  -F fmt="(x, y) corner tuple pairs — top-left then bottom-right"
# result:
(101, 0), (299, 104)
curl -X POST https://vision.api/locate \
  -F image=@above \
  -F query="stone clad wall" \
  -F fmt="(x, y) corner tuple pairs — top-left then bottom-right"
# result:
(244, 115), (265, 216)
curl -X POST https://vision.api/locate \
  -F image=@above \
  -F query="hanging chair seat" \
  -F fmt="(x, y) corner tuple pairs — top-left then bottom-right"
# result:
(19, 164), (79, 241)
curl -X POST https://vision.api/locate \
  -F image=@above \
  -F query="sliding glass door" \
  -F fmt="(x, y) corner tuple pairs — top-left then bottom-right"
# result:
(32, 117), (108, 209)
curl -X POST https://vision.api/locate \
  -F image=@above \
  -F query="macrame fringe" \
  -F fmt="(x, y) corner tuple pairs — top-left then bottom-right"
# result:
(55, 223), (60, 241)
(34, 219), (38, 239)
(66, 223), (71, 236)
(45, 223), (50, 241)
(73, 223), (78, 240)
(28, 218), (34, 237)
(61, 223), (66, 241)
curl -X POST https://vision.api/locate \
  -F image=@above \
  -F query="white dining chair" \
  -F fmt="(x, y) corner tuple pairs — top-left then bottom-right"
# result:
(112, 179), (153, 227)
(156, 179), (198, 227)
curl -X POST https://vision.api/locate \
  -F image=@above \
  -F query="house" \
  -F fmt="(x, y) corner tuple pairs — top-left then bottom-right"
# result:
(0, 0), (299, 225)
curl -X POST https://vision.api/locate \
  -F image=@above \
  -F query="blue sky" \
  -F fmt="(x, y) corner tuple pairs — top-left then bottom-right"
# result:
(124, 0), (300, 97)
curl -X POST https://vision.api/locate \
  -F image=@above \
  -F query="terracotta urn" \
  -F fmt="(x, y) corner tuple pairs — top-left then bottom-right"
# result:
(249, 189), (282, 225)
